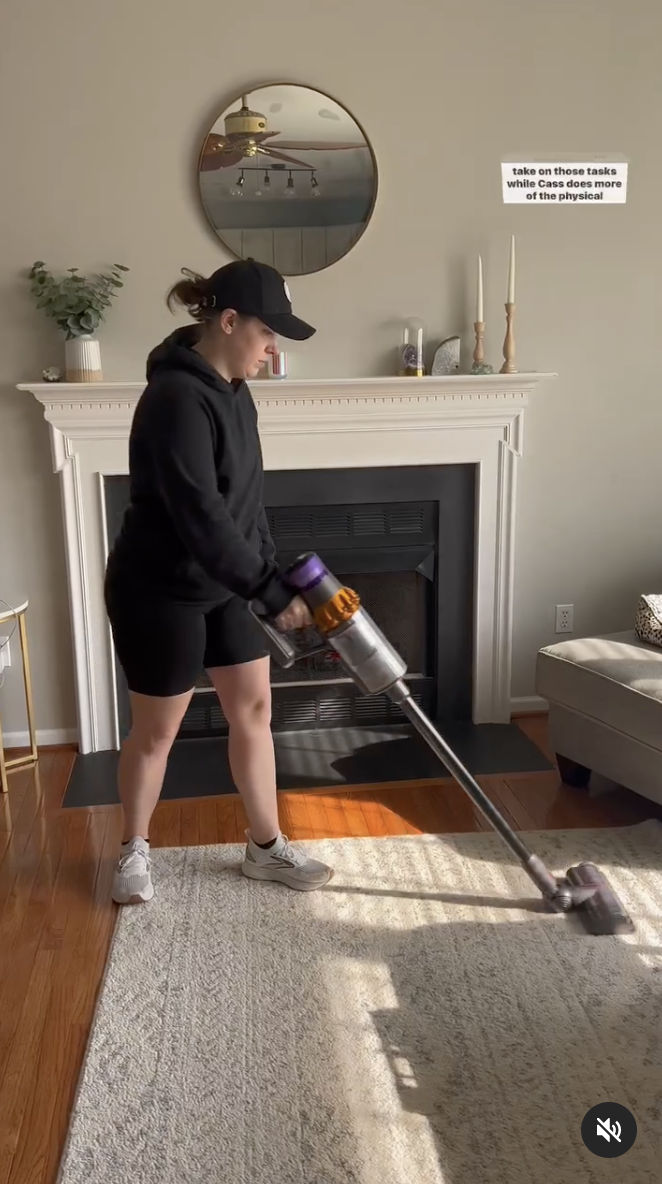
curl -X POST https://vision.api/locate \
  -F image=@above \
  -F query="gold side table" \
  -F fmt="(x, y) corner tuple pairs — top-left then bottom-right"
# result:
(0, 600), (38, 794)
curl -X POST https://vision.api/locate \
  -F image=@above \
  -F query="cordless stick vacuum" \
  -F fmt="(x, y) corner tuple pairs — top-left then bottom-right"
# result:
(252, 553), (635, 937)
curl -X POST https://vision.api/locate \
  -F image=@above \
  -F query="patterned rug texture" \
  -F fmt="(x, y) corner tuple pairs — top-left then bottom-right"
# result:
(57, 820), (662, 1183)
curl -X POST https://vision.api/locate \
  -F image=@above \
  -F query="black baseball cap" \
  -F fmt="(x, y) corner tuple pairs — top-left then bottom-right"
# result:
(204, 258), (315, 341)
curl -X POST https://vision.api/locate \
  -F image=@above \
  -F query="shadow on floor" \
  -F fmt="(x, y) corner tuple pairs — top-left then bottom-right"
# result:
(62, 721), (552, 808)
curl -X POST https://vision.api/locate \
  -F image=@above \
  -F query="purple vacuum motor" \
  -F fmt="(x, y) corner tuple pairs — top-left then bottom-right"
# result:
(285, 553), (327, 592)
(284, 553), (342, 609)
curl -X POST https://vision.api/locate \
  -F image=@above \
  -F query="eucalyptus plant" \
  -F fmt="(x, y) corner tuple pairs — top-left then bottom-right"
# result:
(29, 261), (129, 339)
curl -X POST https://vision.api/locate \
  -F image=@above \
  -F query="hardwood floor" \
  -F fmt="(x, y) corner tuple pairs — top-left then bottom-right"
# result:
(1, 716), (661, 1184)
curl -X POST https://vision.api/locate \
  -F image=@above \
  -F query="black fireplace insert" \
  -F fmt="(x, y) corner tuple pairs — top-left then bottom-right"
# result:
(104, 464), (476, 741)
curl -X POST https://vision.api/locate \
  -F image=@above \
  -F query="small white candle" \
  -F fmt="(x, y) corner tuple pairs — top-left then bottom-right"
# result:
(507, 235), (515, 304)
(476, 255), (483, 323)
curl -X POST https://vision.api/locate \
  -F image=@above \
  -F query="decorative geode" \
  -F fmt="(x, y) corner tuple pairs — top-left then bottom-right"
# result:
(470, 362), (495, 375)
(432, 336), (460, 375)
(42, 366), (62, 382)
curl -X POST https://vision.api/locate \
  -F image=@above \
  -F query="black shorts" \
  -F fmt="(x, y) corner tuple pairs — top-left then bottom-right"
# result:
(105, 590), (270, 697)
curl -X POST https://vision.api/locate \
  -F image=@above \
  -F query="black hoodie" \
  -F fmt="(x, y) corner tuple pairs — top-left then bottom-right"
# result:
(106, 325), (295, 617)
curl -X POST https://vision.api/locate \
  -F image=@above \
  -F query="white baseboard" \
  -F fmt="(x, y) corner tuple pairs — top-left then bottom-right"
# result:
(6, 707), (547, 747)
(510, 695), (548, 715)
(3, 727), (78, 748)
(4, 702), (545, 747)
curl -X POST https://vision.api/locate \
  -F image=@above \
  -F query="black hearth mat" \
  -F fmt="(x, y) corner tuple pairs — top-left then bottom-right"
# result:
(62, 721), (552, 808)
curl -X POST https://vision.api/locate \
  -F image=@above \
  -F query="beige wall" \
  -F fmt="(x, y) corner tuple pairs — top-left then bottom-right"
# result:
(1, 0), (661, 738)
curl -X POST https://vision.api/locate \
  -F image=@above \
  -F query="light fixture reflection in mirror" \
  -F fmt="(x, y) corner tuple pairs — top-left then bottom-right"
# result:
(198, 84), (378, 276)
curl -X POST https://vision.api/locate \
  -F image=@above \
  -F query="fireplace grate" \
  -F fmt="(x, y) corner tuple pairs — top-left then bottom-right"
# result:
(271, 686), (431, 729)
(179, 684), (428, 737)
(266, 503), (429, 545)
(180, 695), (228, 735)
(271, 688), (426, 731)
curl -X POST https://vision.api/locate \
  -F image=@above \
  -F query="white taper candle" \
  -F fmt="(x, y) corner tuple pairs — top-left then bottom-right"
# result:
(476, 255), (483, 322)
(507, 235), (515, 303)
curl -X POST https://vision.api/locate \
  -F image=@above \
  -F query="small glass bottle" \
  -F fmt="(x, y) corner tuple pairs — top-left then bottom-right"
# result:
(399, 317), (426, 376)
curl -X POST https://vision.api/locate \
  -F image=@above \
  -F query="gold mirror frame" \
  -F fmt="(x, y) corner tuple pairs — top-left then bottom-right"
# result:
(197, 82), (379, 277)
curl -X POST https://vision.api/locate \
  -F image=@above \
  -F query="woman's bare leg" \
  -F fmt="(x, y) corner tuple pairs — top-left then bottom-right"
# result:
(209, 657), (334, 891)
(118, 689), (194, 841)
(207, 658), (278, 844)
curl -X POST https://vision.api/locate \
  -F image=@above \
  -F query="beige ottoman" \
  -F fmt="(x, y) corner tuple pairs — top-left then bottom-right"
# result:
(535, 630), (662, 807)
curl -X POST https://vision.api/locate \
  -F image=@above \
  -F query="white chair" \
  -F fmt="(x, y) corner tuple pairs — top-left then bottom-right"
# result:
(0, 600), (38, 793)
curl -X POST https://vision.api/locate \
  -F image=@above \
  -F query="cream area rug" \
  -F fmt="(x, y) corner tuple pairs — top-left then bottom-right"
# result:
(57, 821), (662, 1184)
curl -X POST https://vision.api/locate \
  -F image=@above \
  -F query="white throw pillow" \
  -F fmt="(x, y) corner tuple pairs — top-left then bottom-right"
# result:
(635, 594), (662, 648)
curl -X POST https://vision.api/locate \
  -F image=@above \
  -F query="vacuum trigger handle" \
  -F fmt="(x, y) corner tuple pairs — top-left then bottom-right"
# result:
(248, 602), (328, 669)
(248, 603), (298, 667)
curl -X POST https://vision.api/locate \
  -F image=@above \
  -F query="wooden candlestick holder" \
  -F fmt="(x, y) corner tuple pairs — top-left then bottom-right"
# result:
(473, 321), (485, 367)
(500, 302), (517, 374)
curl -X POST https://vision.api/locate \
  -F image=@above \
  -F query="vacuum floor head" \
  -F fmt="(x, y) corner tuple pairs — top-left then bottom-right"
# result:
(565, 862), (635, 936)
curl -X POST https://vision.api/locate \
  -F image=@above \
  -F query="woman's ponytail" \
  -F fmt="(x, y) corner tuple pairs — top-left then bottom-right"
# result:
(166, 269), (212, 321)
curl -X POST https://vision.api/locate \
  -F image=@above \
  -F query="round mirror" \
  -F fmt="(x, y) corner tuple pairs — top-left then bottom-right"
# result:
(198, 84), (378, 276)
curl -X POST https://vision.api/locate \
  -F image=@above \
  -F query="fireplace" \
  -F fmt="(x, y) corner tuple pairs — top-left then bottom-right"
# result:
(19, 371), (556, 752)
(104, 464), (475, 741)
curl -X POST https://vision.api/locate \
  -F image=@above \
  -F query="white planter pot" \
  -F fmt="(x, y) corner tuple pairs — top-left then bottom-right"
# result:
(65, 335), (103, 382)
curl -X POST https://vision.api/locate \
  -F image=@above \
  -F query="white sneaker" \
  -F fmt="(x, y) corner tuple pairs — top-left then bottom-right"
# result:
(241, 830), (334, 892)
(112, 837), (154, 904)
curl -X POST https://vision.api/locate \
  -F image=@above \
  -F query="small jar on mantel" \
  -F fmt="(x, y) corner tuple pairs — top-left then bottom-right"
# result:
(399, 317), (426, 377)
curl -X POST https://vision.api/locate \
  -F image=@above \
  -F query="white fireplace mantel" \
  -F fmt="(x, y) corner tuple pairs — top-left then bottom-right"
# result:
(19, 372), (556, 753)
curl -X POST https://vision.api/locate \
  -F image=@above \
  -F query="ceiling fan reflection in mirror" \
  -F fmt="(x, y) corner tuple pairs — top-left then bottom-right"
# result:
(197, 83), (378, 276)
(200, 93), (369, 172)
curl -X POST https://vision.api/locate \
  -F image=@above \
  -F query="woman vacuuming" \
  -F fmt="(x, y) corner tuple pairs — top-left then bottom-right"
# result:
(104, 258), (333, 904)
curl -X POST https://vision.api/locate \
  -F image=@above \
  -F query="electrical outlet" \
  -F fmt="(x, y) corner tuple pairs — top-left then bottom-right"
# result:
(0, 636), (10, 671)
(555, 605), (574, 634)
